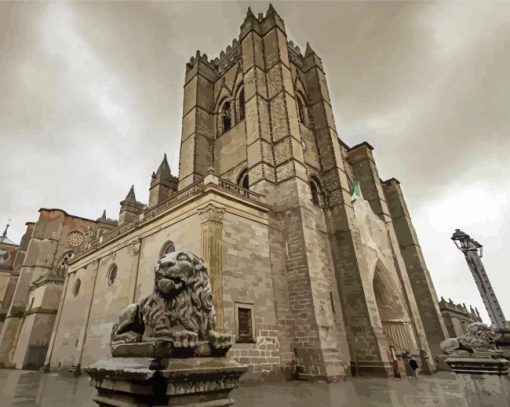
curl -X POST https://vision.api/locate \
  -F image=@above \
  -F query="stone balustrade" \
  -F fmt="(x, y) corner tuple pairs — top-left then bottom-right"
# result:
(76, 175), (265, 261)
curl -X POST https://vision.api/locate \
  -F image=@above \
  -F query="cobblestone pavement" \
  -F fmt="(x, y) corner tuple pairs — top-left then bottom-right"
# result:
(0, 369), (509, 406)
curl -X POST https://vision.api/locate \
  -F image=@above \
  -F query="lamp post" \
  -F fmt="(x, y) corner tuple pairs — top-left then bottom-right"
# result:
(451, 229), (506, 330)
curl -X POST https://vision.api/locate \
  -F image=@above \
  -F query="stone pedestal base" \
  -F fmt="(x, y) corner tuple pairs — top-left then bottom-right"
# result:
(435, 354), (452, 372)
(496, 328), (510, 361)
(86, 357), (247, 407)
(445, 351), (509, 375)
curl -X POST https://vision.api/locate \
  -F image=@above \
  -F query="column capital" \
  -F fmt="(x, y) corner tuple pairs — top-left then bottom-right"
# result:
(197, 203), (226, 224)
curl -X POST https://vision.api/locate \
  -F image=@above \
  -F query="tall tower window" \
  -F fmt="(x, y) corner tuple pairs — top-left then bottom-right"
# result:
(310, 177), (321, 206)
(237, 169), (249, 190)
(237, 86), (245, 120)
(297, 95), (306, 124)
(222, 101), (232, 133)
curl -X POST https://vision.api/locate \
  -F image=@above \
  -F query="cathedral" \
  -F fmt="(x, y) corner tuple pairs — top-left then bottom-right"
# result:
(0, 6), (449, 379)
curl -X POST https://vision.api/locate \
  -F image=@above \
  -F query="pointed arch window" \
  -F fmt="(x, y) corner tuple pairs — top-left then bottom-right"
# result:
(237, 86), (245, 121)
(297, 95), (306, 124)
(237, 169), (249, 190)
(222, 101), (232, 133)
(309, 177), (321, 206)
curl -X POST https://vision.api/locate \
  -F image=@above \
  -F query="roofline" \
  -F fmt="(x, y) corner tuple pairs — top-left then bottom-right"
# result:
(337, 138), (351, 150)
(382, 177), (401, 185)
(38, 208), (97, 224)
(348, 141), (374, 152)
(0, 240), (19, 248)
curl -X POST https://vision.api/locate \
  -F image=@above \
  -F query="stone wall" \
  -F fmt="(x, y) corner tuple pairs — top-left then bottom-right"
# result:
(0, 210), (96, 369)
(383, 179), (448, 358)
(220, 210), (281, 377)
(47, 188), (287, 376)
(214, 122), (247, 181)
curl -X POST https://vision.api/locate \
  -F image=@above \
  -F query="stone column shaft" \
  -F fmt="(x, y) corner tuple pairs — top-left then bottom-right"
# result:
(198, 204), (225, 329)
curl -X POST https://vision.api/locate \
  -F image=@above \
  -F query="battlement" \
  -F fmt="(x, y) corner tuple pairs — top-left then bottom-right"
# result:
(186, 5), (298, 75)
(439, 296), (482, 321)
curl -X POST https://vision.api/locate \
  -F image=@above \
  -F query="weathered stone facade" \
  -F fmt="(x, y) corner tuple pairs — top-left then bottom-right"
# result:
(0, 6), (447, 379)
(0, 211), (96, 369)
(0, 224), (22, 334)
(439, 297), (482, 339)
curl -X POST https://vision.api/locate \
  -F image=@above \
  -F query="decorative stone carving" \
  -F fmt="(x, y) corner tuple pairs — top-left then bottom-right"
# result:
(440, 322), (497, 354)
(110, 251), (231, 357)
(439, 322), (509, 375)
(67, 230), (84, 247)
(87, 250), (247, 406)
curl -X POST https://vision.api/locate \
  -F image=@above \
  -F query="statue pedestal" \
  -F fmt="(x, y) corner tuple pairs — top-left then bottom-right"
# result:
(86, 357), (248, 407)
(496, 328), (510, 361)
(445, 351), (509, 375)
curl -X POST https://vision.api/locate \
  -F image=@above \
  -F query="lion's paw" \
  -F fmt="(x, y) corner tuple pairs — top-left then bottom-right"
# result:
(171, 330), (198, 349)
(208, 330), (232, 349)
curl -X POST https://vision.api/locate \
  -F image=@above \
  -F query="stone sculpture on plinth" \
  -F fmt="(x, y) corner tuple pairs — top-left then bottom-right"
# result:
(439, 322), (508, 375)
(86, 251), (247, 406)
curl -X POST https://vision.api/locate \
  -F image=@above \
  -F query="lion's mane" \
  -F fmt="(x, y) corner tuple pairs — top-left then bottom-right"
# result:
(140, 252), (216, 341)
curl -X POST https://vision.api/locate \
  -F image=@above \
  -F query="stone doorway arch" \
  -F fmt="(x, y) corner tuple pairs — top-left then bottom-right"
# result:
(372, 261), (418, 356)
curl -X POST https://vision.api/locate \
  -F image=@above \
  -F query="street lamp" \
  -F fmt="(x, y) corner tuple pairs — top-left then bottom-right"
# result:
(451, 229), (471, 251)
(451, 229), (484, 257)
(451, 229), (506, 330)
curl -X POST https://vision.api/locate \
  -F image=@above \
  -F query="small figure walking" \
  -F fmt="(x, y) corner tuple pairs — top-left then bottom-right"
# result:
(409, 356), (419, 379)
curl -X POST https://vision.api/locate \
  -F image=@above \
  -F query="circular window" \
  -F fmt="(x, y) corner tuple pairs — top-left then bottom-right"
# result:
(72, 278), (81, 297)
(67, 231), (84, 247)
(107, 264), (118, 286)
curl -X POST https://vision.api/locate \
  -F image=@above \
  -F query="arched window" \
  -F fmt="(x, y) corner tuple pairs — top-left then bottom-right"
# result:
(160, 240), (176, 257)
(297, 95), (306, 124)
(72, 278), (81, 297)
(237, 86), (245, 120)
(237, 169), (249, 190)
(222, 101), (232, 133)
(310, 177), (321, 206)
(107, 264), (118, 286)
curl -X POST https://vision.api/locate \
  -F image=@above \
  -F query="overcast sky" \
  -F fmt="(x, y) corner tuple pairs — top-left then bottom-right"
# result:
(1, 1), (509, 324)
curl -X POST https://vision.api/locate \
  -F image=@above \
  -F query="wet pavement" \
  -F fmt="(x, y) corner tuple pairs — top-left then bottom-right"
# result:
(1, 369), (509, 406)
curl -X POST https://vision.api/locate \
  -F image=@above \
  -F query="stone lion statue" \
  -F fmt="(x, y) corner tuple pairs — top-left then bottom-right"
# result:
(440, 322), (497, 354)
(110, 251), (230, 357)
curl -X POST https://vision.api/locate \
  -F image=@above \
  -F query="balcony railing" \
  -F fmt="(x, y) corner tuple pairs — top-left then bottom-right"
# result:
(217, 178), (264, 203)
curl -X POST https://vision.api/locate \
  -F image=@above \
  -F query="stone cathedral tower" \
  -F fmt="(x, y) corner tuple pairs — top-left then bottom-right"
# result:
(2, 5), (447, 379)
(177, 5), (448, 377)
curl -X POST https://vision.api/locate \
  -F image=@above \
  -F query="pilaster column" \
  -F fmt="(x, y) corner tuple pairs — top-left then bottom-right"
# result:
(198, 204), (225, 329)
